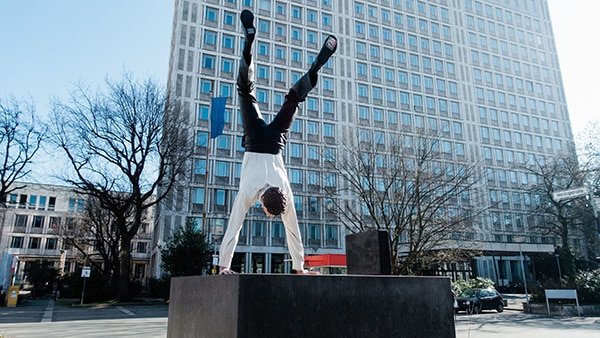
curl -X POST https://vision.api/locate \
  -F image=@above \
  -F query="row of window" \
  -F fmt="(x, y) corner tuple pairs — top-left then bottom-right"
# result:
(13, 214), (63, 230)
(5, 194), (58, 211)
(10, 236), (59, 250)
(354, 1), (450, 24)
(468, 30), (548, 68)
(473, 66), (553, 99)
(490, 211), (540, 233)
(474, 86), (558, 117)
(354, 16), (453, 42)
(11, 214), (151, 235)
(9, 236), (150, 253)
(191, 188), (336, 213)
(478, 106), (561, 131)
(231, 221), (340, 242)
(195, 128), (336, 153)
(466, 14), (545, 46)
(483, 145), (565, 168)
(359, 129), (466, 156)
(464, 0), (543, 31)
(355, 85), (461, 113)
(481, 127), (563, 148)
(355, 38), (455, 61)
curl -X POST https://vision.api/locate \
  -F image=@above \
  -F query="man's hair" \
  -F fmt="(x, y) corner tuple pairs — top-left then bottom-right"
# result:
(261, 186), (287, 216)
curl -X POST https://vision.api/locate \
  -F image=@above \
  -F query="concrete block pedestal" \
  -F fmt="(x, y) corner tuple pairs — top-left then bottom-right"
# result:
(167, 274), (455, 338)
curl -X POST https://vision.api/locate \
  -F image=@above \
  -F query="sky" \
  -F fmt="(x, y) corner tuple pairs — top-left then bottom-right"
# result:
(0, 1), (597, 138)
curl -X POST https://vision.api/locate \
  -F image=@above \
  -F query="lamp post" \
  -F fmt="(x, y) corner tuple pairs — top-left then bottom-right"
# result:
(513, 236), (529, 309)
(211, 224), (224, 274)
(555, 253), (563, 288)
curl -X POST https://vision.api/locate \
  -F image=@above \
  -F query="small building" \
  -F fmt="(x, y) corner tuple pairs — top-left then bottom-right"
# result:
(0, 182), (154, 293)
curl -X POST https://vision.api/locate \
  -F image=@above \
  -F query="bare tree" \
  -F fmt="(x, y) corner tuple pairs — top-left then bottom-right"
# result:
(325, 132), (484, 275)
(50, 73), (191, 301)
(61, 195), (121, 280)
(522, 155), (598, 275)
(576, 121), (600, 198)
(0, 95), (44, 204)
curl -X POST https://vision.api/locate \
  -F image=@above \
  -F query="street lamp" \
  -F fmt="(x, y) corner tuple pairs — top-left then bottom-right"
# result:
(555, 253), (564, 288)
(211, 224), (224, 274)
(513, 236), (529, 310)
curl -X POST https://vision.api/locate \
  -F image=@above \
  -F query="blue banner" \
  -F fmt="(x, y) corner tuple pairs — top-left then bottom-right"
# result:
(210, 96), (227, 138)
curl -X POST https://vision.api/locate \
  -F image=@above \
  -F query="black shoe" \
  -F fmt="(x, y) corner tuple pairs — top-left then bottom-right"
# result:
(310, 35), (337, 73)
(240, 9), (255, 41)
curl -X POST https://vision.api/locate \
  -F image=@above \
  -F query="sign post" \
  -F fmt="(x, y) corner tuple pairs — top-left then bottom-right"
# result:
(80, 266), (91, 305)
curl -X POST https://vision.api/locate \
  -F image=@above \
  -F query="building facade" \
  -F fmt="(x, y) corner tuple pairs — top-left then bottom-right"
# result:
(155, 0), (579, 284)
(0, 183), (154, 291)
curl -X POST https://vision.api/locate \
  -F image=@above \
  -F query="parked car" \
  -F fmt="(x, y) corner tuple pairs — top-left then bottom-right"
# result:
(455, 288), (507, 314)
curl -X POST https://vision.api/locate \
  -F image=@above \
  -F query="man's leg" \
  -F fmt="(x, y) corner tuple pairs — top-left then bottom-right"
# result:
(240, 9), (255, 65)
(218, 186), (255, 273)
(292, 35), (338, 101)
(237, 10), (264, 130)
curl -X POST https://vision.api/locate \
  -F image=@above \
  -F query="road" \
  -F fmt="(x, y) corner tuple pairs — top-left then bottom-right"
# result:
(0, 298), (168, 337)
(0, 297), (599, 337)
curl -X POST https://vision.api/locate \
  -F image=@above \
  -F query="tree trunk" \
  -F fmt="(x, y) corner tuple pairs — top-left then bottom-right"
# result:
(118, 235), (132, 301)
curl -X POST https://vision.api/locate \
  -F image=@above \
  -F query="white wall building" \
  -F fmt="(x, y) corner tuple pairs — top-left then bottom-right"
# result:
(0, 183), (154, 291)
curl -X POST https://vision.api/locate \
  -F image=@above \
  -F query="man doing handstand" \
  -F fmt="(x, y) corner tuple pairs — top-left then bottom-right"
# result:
(218, 9), (337, 275)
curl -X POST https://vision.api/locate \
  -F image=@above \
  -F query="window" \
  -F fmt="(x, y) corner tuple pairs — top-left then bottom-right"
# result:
(221, 58), (234, 73)
(46, 238), (57, 250)
(290, 143), (303, 158)
(11, 236), (24, 248)
(192, 187), (204, 205)
(205, 7), (218, 22)
(136, 242), (147, 254)
(308, 145), (319, 160)
(68, 198), (85, 213)
(322, 13), (332, 26)
(215, 189), (226, 206)
(29, 237), (41, 249)
(15, 214), (27, 227)
(308, 171), (319, 185)
(290, 169), (302, 184)
(224, 11), (236, 25)
(32, 216), (44, 228)
(222, 34), (235, 49)
(215, 161), (230, 177)
(324, 123), (335, 137)
(203, 31), (217, 46)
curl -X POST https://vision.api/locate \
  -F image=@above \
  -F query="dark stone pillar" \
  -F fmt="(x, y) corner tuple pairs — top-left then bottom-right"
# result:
(167, 274), (455, 338)
(345, 230), (392, 275)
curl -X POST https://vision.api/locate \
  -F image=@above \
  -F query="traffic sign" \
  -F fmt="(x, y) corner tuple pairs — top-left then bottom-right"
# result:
(552, 187), (589, 201)
(81, 266), (91, 278)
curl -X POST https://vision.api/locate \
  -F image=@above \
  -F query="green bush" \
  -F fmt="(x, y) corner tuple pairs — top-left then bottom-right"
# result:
(451, 277), (495, 295)
(148, 277), (171, 300)
(575, 269), (600, 304)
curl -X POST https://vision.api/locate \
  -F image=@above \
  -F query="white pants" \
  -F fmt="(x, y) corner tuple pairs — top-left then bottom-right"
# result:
(218, 152), (305, 271)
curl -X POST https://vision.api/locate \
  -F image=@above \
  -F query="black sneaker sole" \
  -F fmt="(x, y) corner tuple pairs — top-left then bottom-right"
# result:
(240, 10), (255, 38)
(316, 35), (337, 66)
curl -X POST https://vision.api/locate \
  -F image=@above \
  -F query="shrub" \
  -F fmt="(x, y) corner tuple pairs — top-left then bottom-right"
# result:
(148, 277), (171, 300)
(451, 277), (495, 295)
(575, 269), (600, 304)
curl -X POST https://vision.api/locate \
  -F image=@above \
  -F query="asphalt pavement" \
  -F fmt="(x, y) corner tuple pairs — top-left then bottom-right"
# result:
(0, 295), (599, 337)
(0, 298), (169, 337)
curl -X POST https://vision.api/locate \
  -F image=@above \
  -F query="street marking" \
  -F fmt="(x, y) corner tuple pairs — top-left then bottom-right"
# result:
(116, 306), (135, 316)
(41, 299), (54, 323)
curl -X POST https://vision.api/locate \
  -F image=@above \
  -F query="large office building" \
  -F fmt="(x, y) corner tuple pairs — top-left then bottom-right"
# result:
(154, 0), (578, 283)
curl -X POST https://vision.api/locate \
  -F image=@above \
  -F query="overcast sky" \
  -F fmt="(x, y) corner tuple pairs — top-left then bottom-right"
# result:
(0, 0), (596, 133)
